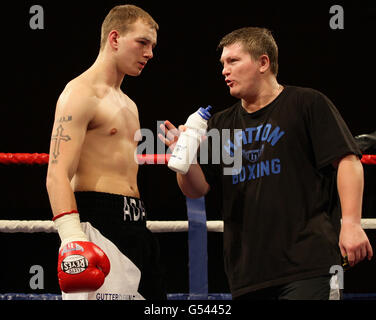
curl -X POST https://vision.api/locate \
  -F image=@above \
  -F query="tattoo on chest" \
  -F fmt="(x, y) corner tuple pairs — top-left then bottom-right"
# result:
(51, 123), (71, 164)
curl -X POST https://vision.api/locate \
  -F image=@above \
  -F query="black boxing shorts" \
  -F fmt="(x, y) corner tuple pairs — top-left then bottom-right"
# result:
(61, 191), (167, 300)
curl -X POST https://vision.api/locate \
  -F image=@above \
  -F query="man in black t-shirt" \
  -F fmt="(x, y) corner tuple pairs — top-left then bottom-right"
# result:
(159, 27), (373, 300)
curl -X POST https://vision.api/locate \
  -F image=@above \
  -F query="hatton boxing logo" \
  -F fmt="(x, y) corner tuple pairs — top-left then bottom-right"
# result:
(242, 145), (265, 163)
(222, 123), (285, 185)
(61, 255), (89, 274)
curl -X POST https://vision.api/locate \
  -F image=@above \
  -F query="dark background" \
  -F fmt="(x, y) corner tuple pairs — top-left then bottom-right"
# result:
(0, 0), (375, 296)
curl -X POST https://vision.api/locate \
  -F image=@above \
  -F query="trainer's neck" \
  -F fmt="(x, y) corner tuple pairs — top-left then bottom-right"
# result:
(241, 78), (283, 113)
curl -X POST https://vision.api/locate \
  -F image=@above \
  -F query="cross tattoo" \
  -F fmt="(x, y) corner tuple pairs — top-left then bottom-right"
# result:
(51, 125), (71, 160)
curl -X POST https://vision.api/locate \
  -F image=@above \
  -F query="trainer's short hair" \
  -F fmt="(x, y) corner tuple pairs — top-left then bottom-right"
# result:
(218, 27), (278, 76)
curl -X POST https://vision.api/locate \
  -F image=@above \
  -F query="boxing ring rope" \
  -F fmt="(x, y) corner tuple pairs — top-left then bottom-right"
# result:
(1, 152), (375, 165)
(2, 218), (376, 233)
(0, 152), (227, 233)
(1, 152), (376, 300)
(0, 219), (225, 233)
(0, 152), (222, 300)
(2, 152), (375, 232)
(0, 153), (170, 165)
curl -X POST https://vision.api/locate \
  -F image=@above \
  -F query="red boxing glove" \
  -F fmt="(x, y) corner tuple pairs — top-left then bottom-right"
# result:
(57, 241), (111, 293)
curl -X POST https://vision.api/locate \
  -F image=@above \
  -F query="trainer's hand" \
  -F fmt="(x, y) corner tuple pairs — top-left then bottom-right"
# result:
(158, 120), (186, 151)
(58, 241), (110, 293)
(339, 221), (373, 267)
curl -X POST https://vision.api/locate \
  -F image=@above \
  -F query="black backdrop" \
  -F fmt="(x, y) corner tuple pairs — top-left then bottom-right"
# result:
(0, 1), (375, 296)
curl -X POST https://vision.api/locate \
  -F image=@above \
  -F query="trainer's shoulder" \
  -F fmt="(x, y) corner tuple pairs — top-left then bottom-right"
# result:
(285, 85), (327, 101)
(284, 85), (336, 117)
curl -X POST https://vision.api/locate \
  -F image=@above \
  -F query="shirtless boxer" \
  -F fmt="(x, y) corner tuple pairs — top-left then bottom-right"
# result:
(46, 5), (166, 300)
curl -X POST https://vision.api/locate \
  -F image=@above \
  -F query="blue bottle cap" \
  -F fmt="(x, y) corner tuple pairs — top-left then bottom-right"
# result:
(197, 105), (212, 120)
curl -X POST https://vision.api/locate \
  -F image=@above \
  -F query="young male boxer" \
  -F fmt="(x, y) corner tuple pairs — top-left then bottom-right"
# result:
(46, 5), (166, 300)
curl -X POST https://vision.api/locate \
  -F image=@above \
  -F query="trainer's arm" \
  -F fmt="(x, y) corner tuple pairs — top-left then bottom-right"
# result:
(159, 120), (210, 198)
(335, 154), (373, 266)
(177, 163), (210, 199)
(46, 85), (96, 217)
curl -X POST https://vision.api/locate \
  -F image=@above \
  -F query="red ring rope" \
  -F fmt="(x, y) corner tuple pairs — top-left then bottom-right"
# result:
(0, 153), (375, 165)
(361, 154), (376, 165)
(0, 153), (171, 165)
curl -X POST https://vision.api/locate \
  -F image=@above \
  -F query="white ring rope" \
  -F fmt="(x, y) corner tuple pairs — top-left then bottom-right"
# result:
(0, 219), (376, 233)
(0, 220), (225, 233)
(357, 219), (376, 230)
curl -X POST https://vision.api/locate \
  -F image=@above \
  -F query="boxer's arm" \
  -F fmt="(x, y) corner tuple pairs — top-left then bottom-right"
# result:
(46, 87), (111, 293)
(46, 84), (96, 217)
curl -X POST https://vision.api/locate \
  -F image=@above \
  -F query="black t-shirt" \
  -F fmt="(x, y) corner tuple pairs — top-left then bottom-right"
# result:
(200, 85), (361, 297)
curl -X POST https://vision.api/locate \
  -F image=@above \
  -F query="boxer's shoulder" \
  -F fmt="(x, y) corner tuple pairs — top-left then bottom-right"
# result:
(62, 76), (102, 102)
(56, 78), (100, 119)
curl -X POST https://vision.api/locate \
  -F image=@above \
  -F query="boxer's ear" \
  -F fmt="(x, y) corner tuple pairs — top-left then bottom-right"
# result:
(108, 30), (120, 50)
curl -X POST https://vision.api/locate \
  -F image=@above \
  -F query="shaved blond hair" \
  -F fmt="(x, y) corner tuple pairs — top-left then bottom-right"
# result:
(100, 4), (159, 51)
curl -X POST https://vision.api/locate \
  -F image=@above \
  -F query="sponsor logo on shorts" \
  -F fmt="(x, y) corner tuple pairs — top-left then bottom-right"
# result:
(96, 292), (138, 300)
(123, 197), (147, 222)
(61, 255), (88, 274)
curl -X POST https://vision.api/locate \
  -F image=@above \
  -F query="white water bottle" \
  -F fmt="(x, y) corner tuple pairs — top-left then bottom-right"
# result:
(168, 105), (212, 174)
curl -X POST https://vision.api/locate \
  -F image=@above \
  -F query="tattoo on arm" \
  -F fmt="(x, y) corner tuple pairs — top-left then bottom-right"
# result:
(57, 115), (73, 123)
(50, 118), (72, 163)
